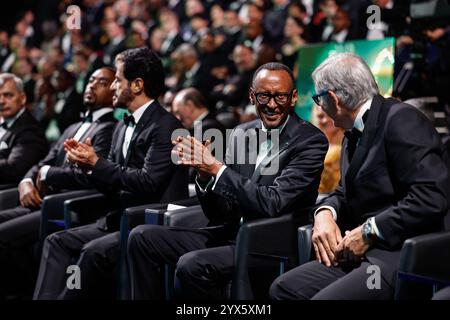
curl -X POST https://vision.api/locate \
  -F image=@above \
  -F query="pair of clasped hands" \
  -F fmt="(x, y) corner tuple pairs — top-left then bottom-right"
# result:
(312, 210), (372, 267)
(62, 134), (222, 179)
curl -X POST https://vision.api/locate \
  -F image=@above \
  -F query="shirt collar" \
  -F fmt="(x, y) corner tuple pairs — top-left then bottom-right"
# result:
(89, 107), (114, 122)
(131, 100), (154, 124)
(186, 62), (200, 79)
(353, 97), (372, 132)
(2, 107), (25, 128)
(195, 111), (209, 122)
(260, 114), (290, 133)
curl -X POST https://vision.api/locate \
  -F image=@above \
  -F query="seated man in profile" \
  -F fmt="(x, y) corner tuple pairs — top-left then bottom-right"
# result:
(270, 53), (449, 300)
(0, 67), (117, 298)
(33, 47), (187, 300)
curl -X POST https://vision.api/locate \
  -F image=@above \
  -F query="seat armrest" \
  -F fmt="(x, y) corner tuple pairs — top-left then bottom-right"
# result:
(63, 192), (111, 228)
(0, 187), (19, 210)
(164, 205), (207, 227)
(298, 224), (313, 266)
(395, 231), (450, 299)
(399, 231), (450, 281)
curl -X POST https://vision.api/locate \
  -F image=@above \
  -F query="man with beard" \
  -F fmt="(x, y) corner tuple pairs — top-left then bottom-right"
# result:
(33, 47), (187, 299)
(0, 67), (117, 298)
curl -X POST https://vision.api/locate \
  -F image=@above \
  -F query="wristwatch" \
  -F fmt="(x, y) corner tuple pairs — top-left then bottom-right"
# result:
(362, 218), (375, 244)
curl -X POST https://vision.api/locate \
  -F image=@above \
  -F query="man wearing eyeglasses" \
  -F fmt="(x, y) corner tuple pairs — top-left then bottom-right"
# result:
(270, 53), (449, 300)
(127, 62), (328, 299)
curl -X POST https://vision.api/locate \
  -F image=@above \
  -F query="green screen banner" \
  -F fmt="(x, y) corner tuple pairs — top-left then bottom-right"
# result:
(295, 37), (395, 121)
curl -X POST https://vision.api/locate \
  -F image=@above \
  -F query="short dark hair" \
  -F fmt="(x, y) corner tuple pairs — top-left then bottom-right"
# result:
(252, 62), (296, 89)
(115, 47), (165, 99)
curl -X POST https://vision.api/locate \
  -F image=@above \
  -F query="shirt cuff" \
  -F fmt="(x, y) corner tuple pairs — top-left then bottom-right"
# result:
(211, 165), (227, 191)
(314, 206), (337, 221)
(19, 178), (34, 186)
(39, 165), (51, 181)
(371, 216), (384, 240)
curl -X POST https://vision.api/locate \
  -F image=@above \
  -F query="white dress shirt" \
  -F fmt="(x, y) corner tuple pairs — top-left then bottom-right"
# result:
(23, 108), (114, 184)
(122, 100), (153, 159)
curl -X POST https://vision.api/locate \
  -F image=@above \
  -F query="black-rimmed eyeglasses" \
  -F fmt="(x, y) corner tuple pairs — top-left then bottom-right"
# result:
(312, 90), (329, 106)
(253, 91), (293, 105)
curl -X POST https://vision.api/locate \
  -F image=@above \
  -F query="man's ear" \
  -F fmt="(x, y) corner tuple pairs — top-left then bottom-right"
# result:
(291, 89), (298, 107)
(249, 90), (256, 104)
(131, 78), (144, 94)
(20, 92), (27, 107)
(328, 90), (340, 108)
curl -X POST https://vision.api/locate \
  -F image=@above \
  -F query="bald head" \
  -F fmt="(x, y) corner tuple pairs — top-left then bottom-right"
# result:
(172, 88), (209, 129)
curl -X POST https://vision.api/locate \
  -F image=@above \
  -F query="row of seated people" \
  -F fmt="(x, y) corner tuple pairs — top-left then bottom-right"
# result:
(0, 47), (448, 300)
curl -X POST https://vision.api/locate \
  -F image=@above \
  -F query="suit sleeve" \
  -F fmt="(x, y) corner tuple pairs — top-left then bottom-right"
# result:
(89, 120), (178, 197)
(0, 126), (48, 184)
(374, 106), (449, 247)
(201, 130), (328, 220)
(44, 123), (115, 190)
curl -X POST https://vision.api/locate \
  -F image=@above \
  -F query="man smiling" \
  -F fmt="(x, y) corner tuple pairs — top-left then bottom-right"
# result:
(126, 62), (328, 299)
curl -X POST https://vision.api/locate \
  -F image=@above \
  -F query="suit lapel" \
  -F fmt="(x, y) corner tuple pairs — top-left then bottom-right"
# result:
(251, 115), (297, 182)
(115, 123), (127, 164)
(55, 122), (82, 166)
(345, 95), (383, 192)
(239, 125), (259, 179)
(124, 101), (158, 165)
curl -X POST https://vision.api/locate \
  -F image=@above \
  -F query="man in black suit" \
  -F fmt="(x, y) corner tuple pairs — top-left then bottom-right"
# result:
(0, 73), (48, 186)
(33, 47), (186, 299)
(171, 87), (225, 182)
(127, 62), (328, 299)
(270, 53), (450, 300)
(0, 67), (116, 298)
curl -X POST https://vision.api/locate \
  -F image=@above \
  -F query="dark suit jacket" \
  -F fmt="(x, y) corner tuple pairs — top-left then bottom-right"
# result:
(89, 101), (188, 230)
(0, 110), (48, 184)
(318, 95), (450, 286)
(24, 110), (116, 191)
(197, 113), (328, 241)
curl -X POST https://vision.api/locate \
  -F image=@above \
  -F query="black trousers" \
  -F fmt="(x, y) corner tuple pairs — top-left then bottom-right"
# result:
(127, 224), (235, 300)
(0, 206), (40, 297)
(270, 260), (394, 300)
(33, 223), (120, 300)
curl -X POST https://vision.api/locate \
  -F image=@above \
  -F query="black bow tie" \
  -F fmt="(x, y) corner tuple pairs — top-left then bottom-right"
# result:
(82, 112), (93, 123)
(344, 128), (362, 141)
(123, 114), (136, 127)
(0, 122), (8, 129)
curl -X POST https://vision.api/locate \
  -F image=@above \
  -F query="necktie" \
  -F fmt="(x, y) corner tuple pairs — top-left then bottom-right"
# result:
(0, 122), (8, 129)
(123, 114), (136, 127)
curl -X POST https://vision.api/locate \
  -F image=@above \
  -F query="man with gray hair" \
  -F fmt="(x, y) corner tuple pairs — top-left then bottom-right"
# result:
(0, 73), (48, 186)
(270, 53), (450, 300)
